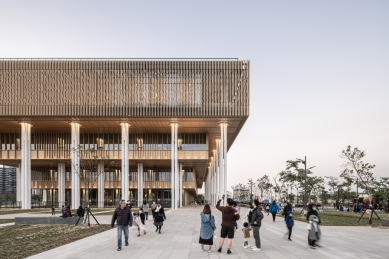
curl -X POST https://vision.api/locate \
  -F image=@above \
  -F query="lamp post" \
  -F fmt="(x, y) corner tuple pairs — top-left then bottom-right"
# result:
(297, 156), (315, 211)
(248, 178), (254, 203)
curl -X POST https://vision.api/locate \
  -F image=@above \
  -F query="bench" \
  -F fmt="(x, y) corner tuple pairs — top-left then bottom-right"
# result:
(15, 217), (83, 225)
(381, 218), (389, 226)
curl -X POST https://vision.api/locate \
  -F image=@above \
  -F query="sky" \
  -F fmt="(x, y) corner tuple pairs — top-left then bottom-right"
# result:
(1, 1), (388, 193)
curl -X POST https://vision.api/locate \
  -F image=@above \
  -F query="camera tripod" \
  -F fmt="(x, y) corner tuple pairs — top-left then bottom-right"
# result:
(358, 207), (380, 224)
(75, 207), (100, 227)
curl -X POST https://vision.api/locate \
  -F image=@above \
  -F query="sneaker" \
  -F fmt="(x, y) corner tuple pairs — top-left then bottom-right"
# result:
(251, 246), (257, 249)
(227, 250), (233, 254)
(252, 247), (261, 251)
(117, 247), (121, 251)
(208, 250), (213, 253)
(310, 246), (316, 249)
(137, 234), (140, 237)
(201, 249), (205, 252)
(217, 248), (222, 253)
(125, 243), (128, 246)
(244, 246), (248, 249)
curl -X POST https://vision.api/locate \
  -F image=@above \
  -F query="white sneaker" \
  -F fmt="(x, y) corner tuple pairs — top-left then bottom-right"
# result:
(208, 250), (213, 253)
(251, 246), (257, 249)
(252, 247), (261, 251)
(201, 249), (205, 252)
(244, 246), (248, 249)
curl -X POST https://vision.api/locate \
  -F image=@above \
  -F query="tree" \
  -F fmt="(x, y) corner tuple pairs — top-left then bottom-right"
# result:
(72, 145), (115, 208)
(284, 160), (324, 205)
(340, 145), (375, 198)
(257, 175), (272, 200)
(272, 172), (287, 202)
(372, 177), (389, 212)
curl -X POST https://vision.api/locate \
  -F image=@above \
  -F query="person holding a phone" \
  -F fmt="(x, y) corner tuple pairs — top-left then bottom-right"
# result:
(216, 196), (240, 254)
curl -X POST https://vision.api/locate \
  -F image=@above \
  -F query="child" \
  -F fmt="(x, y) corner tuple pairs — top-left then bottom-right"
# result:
(136, 208), (146, 237)
(233, 201), (241, 232)
(242, 222), (252, 248)
(284, 211), (294, 241)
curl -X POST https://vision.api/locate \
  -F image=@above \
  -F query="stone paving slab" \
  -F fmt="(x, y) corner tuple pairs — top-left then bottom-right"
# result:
(20, 206), (389, 259)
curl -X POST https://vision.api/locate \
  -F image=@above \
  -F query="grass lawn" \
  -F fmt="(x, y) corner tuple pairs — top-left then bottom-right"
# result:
(0, 219), (15, 224)
(0, 224), (111, 259)
(292, 211), (389, 226)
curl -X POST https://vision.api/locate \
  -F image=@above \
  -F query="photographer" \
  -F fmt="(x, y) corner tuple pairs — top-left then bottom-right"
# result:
(216, 196), (240, 254)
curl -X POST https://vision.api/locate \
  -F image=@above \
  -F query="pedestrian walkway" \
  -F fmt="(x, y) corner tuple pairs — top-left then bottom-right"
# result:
(26, 206), (389, 259)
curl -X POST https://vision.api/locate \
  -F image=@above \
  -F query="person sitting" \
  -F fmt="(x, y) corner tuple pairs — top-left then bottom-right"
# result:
(62, 205), (72, 218)
(339, 206), (344, 212)
(77, 206), (85, 217)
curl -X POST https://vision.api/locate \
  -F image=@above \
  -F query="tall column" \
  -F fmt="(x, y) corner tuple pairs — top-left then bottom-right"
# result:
(137, 163), (143, 207)
(121, 123), (130, 201)
(223, 123), (228, 201)
(16, 163), (21, 206)
(218, 136), (224, 202)
(71, 122), (81, 209)
(179, 162), (183, 207)
(58, 163), (65, 207)
(170, 122), (178, 210)
(21, 122), (31, 209)
(98, 162), (105, 208)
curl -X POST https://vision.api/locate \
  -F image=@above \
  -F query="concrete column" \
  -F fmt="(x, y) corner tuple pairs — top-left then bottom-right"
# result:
(218, 135), (224, 202)
(179, 162), (183, 207)
(71, 122), (81, 209)
(222, 123), (228, 201)
(170, 122), (178, 210)
(121, 123), (130, 201)
(43, 190), (47, 203)
(98, 162), (104, 208)
(21, 122), (31, 209)
(16, 163), (21, 206)
(137, 163), (143, 207)
(58, 163), (65, 207)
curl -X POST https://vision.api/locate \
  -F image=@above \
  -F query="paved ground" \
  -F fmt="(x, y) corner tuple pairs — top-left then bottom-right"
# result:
(6, 206), (387, 259)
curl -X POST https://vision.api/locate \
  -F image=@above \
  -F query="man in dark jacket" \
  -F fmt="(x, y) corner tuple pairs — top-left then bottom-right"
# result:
(216, 197), (240, 254)
(111, 200), (133, 251)
(250, 200), (264, 251)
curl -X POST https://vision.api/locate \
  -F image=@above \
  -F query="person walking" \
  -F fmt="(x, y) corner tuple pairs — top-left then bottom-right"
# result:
(51, 205), (55, 216)
(142, 201), (149, 222)
(151, 201), (157, 219)
(265, 203), (270, 216)
(111, 200), (133, 251)
(250, 199), (264, 251)
(284, 211), (294, 241)
(136, 208), (146, 237)
(283, 202), (292, 219)
(242, 222), (252, 248)
(306, 204), (321, 247)
(307, 215), (321, 248)
(269, 201), (279, 222)
(199, 204), (216, 253)
(153, 203), (166, 234)
(216, 197), (240, 254)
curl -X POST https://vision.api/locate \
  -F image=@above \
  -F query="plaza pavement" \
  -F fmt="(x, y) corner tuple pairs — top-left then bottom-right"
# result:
(3, 206), (387, 259)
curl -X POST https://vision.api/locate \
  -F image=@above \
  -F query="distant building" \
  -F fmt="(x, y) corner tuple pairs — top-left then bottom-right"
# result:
(0, 165), (16, 196)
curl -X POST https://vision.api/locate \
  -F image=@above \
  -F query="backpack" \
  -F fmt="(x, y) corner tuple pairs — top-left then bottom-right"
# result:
(248, 209), (253, 220)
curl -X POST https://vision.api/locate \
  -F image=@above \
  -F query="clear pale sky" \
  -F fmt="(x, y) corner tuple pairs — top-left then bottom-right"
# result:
(1, 1), (388, 192)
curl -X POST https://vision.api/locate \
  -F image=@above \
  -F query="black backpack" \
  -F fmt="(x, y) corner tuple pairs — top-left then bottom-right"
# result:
(248, 209), (253, 220)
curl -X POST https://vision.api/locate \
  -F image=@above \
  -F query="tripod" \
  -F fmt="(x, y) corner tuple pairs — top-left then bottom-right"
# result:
(358, 207), (380, 224)
(75, 207), (100, 226)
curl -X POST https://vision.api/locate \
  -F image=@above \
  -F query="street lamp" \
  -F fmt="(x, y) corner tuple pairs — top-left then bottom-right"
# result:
(297, 156), (315, 211)
(248, 178), (254, 203)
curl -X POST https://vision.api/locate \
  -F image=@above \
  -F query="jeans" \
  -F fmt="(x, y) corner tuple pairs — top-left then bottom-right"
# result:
(144, 212), (148, 221)
(117, 225), (129, 248)
(252, 226), (261, 248)
(287, 227), (292, 239)
(248, 222), (251, 228)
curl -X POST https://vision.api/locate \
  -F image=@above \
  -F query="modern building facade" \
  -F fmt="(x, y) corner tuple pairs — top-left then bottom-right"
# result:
(0, 165), (16, 197)
(0, 59), (250, 209)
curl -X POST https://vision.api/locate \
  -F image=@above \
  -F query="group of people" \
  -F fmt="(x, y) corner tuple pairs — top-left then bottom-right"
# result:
(111, 200), (166, 251)
(54, 205), (85, 218)
(199, 198), (322, 254)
